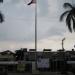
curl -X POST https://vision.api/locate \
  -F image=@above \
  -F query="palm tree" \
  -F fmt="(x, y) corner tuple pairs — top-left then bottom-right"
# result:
(0, 0), (4, 23)
(60, 3), (75, 32)
(0, 12), (4, 23)
(0, 0), (3, 3)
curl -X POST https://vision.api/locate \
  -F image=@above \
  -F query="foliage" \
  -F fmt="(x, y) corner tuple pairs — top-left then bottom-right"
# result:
(60, 3), (75, 32)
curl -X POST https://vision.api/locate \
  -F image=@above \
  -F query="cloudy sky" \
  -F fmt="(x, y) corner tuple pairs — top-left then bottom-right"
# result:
(0, 0), (75, 51)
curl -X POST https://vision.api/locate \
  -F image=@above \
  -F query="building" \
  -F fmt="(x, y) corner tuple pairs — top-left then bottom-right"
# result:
(0, 48), (75, 73)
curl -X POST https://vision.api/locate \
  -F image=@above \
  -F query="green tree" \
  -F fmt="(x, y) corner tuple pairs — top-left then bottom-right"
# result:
(60, 3), (75, 32)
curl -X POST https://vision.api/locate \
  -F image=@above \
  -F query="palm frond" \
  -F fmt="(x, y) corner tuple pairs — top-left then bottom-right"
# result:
(64, 3), (73, 9)
(72, 16), (75, 32)
(0, 12), (4, 23)
(73, 21), (75, 32)
(60, 2), (75, 33)
(66, 13), (72, 32)
(60, 11), (69, 21)
(0, 0), (3, 3)
(71, 8), (75, 15)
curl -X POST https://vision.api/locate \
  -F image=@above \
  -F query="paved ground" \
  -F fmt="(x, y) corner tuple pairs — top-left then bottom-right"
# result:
(7, 72), (74, 75)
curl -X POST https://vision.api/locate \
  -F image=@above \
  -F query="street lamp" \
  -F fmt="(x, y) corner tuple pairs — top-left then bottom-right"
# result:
(62, 38), (65, 50)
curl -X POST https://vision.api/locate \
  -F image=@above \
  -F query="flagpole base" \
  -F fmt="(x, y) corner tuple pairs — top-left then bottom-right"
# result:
(32, 62), (39, 74)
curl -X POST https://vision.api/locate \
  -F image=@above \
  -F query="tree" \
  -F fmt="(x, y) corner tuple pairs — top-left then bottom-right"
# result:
(15, 49), (24, 61)
(0, 0), (4, 23)
(0, 0), (3, 3)
(0, 12), (4, 23)
(60, 3), (75, 32)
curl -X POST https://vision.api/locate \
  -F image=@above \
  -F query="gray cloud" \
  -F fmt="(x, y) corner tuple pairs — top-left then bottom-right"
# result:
(0, 0), (74, 51)
(38, 0), (49, 17)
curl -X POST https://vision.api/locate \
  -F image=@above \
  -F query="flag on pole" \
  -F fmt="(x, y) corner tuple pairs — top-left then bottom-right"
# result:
(28, 0), (36, 5)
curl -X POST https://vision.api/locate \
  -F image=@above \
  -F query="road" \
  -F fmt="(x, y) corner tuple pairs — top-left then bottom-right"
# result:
(8, 72), (74, 75)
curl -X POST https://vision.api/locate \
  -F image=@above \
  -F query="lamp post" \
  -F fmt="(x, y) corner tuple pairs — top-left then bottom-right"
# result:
(62, 38), (65, 50)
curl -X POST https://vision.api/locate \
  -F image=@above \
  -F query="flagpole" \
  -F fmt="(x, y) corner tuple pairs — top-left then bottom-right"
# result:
(35, 0), (37, 51)
(27, 0), (37, 60)
(27, 0), (37, 71)
(33, 0), (38, 71)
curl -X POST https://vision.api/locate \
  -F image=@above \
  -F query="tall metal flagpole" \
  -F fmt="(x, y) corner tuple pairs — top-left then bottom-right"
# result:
(35, 0), (37, 63)
(35, 0), (37, 52)
(27, 0), (37, 71)
(28, 0), (37, 61)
